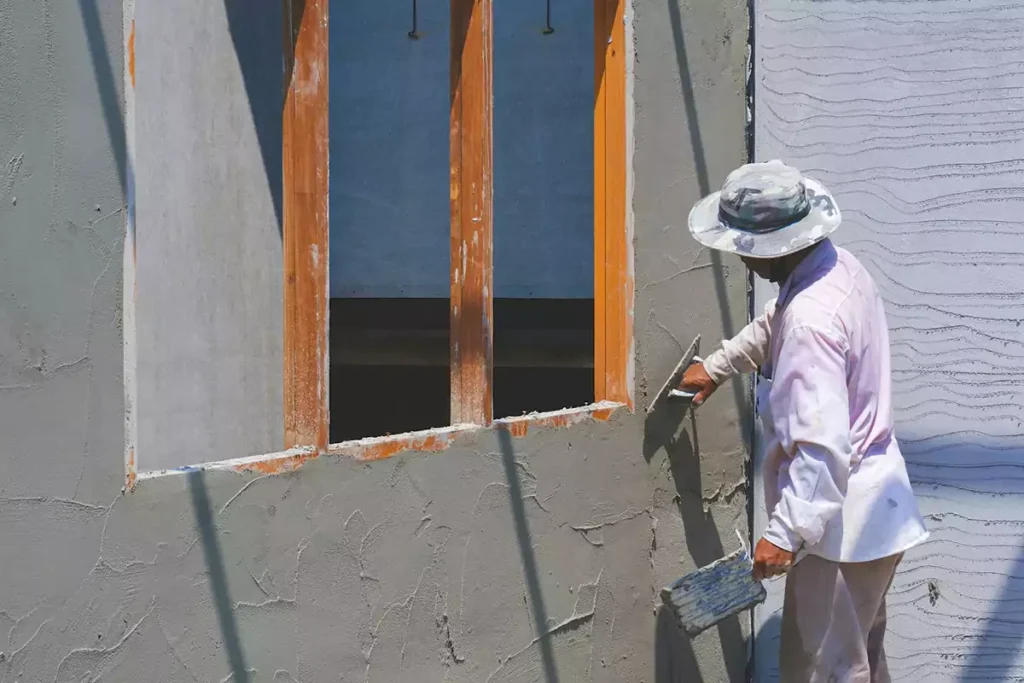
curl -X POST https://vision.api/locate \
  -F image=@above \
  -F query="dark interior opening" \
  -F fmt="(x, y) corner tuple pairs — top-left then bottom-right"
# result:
(330, 365), (450, 442)
(492, 298), (593, 418)
(328, 298), (594, 442)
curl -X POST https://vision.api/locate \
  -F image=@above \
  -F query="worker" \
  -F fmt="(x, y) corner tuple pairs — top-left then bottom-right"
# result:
(680, 160), (929, 683)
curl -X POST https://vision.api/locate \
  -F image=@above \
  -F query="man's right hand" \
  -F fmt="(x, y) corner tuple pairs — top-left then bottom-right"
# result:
(680, 362), (717, 407)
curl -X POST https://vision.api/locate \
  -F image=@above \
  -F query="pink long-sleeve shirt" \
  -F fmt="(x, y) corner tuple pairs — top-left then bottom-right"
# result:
(704, 239), (928, 563)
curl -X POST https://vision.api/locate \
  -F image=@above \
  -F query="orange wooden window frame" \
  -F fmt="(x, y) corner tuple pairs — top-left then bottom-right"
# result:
(593, 0), (632, 408)
(283, 0), (330, 451)
(282, 0), (632, 449)
(449, 0), (494, 425)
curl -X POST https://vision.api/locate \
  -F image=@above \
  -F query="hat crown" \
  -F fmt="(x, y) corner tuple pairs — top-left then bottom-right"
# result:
(718, 160), (809, 232)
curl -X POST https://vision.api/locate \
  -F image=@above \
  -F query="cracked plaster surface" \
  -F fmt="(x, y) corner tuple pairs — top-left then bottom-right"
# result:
(0, 418), (749, 683)
(0, 0), (750, 680)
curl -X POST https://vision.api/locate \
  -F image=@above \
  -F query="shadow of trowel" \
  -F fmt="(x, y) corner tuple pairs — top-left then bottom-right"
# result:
(643, 335), (702, 462)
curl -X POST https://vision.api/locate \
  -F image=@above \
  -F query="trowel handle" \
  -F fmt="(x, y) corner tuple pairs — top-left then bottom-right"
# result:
(669, 356), (705, 400)
(669, 389), (697, 399)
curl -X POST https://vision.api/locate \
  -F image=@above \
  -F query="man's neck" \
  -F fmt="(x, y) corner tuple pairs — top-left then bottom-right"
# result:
(771, 243), (818, 284)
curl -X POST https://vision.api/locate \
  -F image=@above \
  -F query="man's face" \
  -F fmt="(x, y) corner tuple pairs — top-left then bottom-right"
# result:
(741, 256), (776, 282)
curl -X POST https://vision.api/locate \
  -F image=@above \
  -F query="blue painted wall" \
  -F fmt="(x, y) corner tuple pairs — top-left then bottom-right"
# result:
(330, 0), (594, 298)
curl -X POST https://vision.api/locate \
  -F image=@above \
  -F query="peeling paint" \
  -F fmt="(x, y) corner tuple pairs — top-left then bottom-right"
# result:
(498, 401), (622, 438)
(339, 430), (462, 462)
(127, 20), (135, 89)
(125, 447), (136, 490)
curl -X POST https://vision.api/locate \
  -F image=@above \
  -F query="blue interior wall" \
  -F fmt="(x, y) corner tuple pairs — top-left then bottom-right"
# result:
(329, 0), (594, 298)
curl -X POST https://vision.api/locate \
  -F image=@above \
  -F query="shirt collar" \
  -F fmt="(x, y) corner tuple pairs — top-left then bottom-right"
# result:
(777, 239), (835, 309)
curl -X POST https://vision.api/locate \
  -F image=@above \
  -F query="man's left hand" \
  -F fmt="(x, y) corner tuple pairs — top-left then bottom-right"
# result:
(752, 538), (795, 581)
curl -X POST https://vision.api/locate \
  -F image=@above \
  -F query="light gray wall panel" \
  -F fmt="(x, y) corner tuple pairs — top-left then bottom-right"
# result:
(135, 1), (283, 470)
(753, 1), (1024, 680)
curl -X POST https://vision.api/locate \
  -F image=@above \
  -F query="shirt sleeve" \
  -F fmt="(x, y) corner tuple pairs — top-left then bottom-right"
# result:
(702, 298), (776, 385)
(762, 324), (853, 552)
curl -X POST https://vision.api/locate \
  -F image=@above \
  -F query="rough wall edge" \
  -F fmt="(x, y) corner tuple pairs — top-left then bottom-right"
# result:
(132, 401), (625, 482)
(624, 0), (637, 404)
(123, 0), (138, 491)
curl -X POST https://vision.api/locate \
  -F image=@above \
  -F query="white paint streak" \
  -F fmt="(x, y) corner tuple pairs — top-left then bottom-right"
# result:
(298, 59), (322, 97)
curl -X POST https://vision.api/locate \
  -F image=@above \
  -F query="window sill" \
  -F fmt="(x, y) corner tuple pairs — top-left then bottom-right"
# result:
(131, 400), (626, 486)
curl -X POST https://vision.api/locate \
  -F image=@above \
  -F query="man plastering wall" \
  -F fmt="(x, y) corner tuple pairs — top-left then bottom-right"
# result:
(682, 161), (929, 682)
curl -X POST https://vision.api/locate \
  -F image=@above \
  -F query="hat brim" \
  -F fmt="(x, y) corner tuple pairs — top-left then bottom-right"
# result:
(687, 177), (841, 259)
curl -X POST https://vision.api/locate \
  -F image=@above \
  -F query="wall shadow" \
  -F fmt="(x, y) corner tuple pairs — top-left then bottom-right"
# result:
(497, 426), (560, 683)
(655, 604), (703, 682)
(924, 439), (1024, 682)
(664, 0), (751, 451)
(77, 0), (127, 195)
(644, 409), (748, 682)
(957, 544), (1024, 681)
(188, 471), (251, 683)
(752, 611), (781, 683)
(223, 0), (285, 236)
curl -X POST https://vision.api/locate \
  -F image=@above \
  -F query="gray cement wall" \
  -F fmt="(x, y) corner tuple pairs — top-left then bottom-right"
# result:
(0, 0), (751, 681)
(753, 1), (1024, 680)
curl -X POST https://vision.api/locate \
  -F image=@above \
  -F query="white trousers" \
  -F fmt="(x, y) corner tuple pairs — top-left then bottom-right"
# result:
(779, 552), (902, 683)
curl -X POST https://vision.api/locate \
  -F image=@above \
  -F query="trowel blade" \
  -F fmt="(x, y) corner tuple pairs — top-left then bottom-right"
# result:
(646, 334), (701, 415)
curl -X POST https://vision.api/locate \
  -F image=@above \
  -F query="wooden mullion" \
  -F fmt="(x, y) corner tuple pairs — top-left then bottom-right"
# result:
(594, 0), (632, 407)
(450, 0), (494, 425)
(283, 0), (330, 449)
(593, 0), (609, 403)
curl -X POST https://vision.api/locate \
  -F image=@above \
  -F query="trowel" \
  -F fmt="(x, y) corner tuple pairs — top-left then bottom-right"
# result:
(646, 334), (702, 415)
(661, 536), (767, 637)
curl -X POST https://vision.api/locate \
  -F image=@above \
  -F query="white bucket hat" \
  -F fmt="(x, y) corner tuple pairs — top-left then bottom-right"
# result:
(687, 160), (841, 259)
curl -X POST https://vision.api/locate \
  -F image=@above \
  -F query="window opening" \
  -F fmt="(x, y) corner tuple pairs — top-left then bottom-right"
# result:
(329, 2), (451, 441)
(492, 0), (595, 418)
(326, 0), (620, 441)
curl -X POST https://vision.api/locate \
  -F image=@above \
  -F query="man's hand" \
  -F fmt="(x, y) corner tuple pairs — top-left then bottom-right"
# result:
(679, 362), (717, 407)
(752, 537), (795, 581)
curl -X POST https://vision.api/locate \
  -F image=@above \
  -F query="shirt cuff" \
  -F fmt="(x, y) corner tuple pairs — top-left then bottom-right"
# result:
(702, 350), (733, 386)
(763, 514), (803, 553)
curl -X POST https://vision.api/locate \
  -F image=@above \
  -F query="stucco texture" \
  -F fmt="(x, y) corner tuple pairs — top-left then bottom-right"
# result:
(0, 0), (750, 681)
